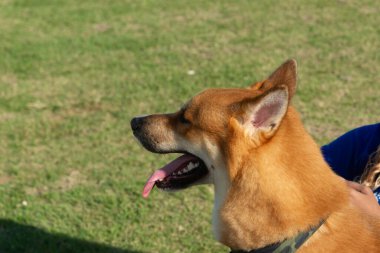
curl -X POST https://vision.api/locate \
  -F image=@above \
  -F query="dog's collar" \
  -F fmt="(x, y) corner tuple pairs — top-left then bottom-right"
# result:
(230, 220), (325, 253)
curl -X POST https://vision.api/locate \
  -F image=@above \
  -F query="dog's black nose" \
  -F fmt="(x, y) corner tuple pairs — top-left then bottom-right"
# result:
(131, 117), (144, 132)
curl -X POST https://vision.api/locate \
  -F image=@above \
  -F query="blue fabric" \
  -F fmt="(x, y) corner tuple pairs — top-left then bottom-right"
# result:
(321, 123), (380, 204)
(375, 188), (380, 205)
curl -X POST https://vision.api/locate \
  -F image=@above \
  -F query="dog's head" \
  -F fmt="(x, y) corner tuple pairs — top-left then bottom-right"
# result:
(131, 59), (297, 198)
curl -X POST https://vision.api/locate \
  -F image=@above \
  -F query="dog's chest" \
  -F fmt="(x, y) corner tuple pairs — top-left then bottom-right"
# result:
(212, 167), (230, 241)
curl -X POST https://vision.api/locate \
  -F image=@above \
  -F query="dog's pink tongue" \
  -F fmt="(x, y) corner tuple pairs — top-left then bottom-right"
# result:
(142, 154), (197, 198)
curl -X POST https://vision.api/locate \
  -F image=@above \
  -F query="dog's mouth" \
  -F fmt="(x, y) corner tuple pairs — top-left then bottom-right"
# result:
(142, 154), (209, 198)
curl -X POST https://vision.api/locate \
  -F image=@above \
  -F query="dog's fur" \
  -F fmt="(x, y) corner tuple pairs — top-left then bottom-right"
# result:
(132, 60), (380, 252)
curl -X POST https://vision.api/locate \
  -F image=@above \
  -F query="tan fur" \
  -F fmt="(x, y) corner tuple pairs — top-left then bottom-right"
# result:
(221, 107), (380, 252)
(135, 60), (380, 252)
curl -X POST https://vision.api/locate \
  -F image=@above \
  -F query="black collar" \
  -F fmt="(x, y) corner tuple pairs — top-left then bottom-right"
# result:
(230, 220), (324, 253)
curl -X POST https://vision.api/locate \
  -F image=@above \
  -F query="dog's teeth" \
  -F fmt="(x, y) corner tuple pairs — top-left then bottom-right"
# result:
(175, 161), (200, 175)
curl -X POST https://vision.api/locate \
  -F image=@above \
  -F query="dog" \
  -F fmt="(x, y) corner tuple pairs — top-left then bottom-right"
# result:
(131, 60), (380, 252)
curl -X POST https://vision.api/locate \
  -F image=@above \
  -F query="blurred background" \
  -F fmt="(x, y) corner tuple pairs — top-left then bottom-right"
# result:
(0, 0), (379, 252)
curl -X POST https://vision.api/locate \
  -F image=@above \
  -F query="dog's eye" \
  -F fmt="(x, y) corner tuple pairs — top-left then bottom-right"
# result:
(179, 112), (191, 124)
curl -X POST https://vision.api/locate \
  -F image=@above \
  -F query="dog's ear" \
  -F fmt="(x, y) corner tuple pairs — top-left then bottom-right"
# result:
(267, 59), (297, 100)
(249, 59), (297, 100)
(249, 81), (271, 91)
(240, 87), (289, 142)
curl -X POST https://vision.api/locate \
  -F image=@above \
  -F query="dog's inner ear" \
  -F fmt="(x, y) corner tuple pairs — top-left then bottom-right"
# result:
(242, 88), (289, 141)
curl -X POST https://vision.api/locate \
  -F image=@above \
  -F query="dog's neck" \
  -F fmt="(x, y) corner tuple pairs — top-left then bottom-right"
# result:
(215, 107), (348, 251)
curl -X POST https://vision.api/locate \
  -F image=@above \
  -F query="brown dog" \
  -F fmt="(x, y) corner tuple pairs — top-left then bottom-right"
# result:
(131, 60), (380, 252)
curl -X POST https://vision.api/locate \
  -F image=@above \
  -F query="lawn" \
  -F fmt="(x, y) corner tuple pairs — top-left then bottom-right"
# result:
(0, 0), (379, 252)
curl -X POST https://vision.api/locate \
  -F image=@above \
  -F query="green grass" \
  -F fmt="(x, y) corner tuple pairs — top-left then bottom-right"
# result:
(0, 0), (379, 252)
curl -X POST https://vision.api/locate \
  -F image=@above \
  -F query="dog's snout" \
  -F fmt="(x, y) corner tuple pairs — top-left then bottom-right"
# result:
(131, 117), (144, 132)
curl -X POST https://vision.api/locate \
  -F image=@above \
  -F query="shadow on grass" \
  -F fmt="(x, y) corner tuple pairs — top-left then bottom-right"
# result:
(0, 219), (144, 253)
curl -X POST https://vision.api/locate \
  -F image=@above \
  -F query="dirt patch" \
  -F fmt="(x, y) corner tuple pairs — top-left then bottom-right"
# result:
(0, 74), (18, 86)
(56, 170), (83, 191)
(0, 175), (11, 185)
(0, 112), (15, 122)
(93, 23), (111, 33)
(25, 170), (85, 195)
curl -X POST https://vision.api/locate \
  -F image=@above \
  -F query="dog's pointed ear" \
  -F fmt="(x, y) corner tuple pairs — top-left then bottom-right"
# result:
(267, 59), (297, 100)
(240, 87), (289, 142)
(249, 59), (297, 100)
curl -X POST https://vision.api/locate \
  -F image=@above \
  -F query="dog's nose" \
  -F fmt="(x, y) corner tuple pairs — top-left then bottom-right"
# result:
(131, 117), (144, 132)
